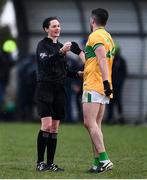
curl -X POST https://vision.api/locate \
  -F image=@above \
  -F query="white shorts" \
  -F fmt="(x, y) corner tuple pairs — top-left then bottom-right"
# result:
(82, 90), (110, 104)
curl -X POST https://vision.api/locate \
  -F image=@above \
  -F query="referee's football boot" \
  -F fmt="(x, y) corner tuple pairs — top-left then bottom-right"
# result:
(48, 164), (64, 172)
(36, 162), (49, 171)
(96, 160), (113, 173)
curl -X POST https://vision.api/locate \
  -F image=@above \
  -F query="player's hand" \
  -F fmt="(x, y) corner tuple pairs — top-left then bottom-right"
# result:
(103, 80), (113, 96)
(71, 42), (82, 55)
(61, 42), (72, 53)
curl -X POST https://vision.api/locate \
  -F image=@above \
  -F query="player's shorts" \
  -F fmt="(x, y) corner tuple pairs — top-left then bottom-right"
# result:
(82, 90), (110, 104)
(35, 82), (66, 120)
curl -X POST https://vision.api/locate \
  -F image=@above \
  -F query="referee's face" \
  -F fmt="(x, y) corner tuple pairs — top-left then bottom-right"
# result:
(48, 20), (61, 38)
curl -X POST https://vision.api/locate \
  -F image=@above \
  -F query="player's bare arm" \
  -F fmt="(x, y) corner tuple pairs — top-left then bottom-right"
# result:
(95, 45), (112, 96)
(70, 42), (85, 64)
(79, 51), (86, 64)
(95, 45), (108, 81)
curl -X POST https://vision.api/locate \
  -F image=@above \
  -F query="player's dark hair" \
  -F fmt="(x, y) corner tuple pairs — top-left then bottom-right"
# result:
(42, 17), (59, 30)
(91, 8), (109, 26)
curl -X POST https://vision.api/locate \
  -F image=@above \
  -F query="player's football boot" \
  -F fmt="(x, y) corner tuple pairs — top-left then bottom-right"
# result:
(88, 160), (113, 173)
(88, 165), (98, 173)
(96, 160), (113, 173)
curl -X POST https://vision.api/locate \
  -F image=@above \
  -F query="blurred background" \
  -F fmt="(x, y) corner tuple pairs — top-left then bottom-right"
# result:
(0, 0), (147, 124)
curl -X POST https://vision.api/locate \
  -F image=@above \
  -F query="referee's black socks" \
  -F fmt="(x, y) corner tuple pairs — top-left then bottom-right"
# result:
(47, 133), (58, 165)
(37, 130), (49, 163)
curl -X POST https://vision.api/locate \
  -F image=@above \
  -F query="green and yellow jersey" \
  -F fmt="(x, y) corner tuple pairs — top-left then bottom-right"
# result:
(83, 27), (115, 95)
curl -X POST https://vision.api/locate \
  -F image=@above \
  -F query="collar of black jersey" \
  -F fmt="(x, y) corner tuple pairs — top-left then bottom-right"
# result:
(44, 37), (59, 44)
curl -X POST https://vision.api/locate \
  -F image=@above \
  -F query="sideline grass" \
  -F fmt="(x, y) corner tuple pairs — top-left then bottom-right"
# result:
(0, 122), (147, 178)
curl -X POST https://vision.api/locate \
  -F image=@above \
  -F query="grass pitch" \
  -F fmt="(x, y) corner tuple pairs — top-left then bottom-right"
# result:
(0, 122), (147, 178)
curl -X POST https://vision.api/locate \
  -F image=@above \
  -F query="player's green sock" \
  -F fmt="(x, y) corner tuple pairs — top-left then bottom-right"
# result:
(99, 152), (109, 162)
(93, 156), (99, 166)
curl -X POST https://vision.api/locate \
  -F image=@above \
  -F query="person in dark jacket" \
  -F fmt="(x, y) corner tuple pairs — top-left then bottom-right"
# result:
(106, 44), (127, 124)
(17, 54), (37, 121)
(35, 17), (82, 172)
(0, 49), (15, 112)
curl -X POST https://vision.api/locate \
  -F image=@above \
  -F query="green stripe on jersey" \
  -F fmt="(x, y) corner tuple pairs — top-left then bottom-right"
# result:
(106, 47), (115, 58)
(93, 43), (104, 51)
(88, 93), (92, 102)
(85, 45), (96, 59)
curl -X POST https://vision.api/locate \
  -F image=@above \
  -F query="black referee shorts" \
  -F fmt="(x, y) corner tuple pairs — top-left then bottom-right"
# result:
(35, 82), (66, 120)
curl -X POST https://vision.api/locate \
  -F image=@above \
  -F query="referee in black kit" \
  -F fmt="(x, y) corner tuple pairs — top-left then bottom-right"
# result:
(35, 17), (83, 172)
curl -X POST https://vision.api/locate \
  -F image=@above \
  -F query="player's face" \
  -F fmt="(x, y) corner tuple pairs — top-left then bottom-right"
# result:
(48, 19), (61, 38)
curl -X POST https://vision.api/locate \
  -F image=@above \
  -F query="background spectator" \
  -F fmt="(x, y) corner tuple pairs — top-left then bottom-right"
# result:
(106, 43), (127, 124)
(16, 53), (37, 121)
(0, 39), (16, 119)
(65, 54), (83, 122)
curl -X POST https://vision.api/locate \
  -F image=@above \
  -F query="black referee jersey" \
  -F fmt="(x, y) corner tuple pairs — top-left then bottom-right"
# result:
(36, 37), (78, 85)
